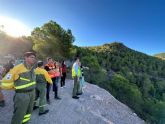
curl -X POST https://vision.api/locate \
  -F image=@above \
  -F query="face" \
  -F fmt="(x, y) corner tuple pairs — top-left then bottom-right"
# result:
(25, 55), (36, 65)
(40, 65), (44, 69)
(48, 58), (53, 64)
(78, 61), (81, 66)
(11, 60), (15, 64)
(76, 58), (79, 63)
(55, 62), (59, 67)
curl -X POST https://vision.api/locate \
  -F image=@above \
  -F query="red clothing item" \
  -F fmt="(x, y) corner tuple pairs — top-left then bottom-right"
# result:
(61, 64), (66, 73)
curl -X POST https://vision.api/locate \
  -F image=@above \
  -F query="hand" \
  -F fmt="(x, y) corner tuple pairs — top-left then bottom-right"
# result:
(85, 67), (89, 70)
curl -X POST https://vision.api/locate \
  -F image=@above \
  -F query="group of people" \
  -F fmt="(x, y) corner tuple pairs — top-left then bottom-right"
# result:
(0, 51), (87, 124)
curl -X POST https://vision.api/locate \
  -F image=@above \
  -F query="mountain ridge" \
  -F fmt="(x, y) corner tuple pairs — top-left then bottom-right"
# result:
(76, 42), (165, 123)
(154, 53), (165, 60)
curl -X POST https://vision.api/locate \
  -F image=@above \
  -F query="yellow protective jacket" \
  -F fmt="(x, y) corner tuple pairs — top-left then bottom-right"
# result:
(35, 67), (52, 84)
(0, 63), (36, 91)
(72, 64), (81, 78)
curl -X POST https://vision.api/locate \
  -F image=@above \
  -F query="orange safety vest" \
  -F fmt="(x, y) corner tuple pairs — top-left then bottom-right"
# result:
(45, 64), (56, 78)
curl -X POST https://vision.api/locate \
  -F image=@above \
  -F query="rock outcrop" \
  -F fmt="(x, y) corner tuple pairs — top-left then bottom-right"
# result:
(0, 79), (145, 124)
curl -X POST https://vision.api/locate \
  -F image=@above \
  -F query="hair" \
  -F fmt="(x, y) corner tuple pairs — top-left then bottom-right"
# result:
(37, 61), (44, 67)
(9, 59), (15, 64)
(61, 60), (64, 66)
(47, 57), (52, 61)
(74, 56), (79, 61)
(24, 52), (36, 57)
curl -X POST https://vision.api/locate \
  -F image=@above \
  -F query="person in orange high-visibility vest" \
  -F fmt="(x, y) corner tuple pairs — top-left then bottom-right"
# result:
(0, 52), (36, 124)
(44, 57), (61, 104)
(53, 61), (62, 100)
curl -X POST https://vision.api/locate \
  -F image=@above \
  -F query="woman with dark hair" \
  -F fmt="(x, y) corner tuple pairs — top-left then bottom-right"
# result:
(61, 61), (67, 87)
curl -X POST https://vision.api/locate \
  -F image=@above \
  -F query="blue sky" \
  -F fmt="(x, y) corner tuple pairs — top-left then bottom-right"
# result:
(0, 0), (164, 55)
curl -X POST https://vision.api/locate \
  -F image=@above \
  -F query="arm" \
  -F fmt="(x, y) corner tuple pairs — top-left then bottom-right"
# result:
(45, 66), (55, 75)
(82, 66), (89, 70)
(44, 70), (53, 84)
(60, 67), (62, 76)
(0, 68), (17, 90)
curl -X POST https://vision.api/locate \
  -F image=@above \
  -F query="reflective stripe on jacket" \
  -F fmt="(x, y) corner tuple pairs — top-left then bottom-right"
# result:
(1, 63), (36, 91)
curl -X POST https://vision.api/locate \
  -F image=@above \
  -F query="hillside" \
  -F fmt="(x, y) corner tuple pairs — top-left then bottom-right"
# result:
(0, 80), (144, 124)
(76, 42), (165, 124)
(154, 53), (165, 60)
(1, 21), (165, 123)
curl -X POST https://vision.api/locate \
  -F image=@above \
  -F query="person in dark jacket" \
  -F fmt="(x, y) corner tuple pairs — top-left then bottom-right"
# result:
(60, 61), (67, 87)
(0, 59), (15, 107)
(0, 66), (5, 107)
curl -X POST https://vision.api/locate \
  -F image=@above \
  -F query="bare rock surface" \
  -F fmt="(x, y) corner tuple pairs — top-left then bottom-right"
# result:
(0, 79), (145, 124)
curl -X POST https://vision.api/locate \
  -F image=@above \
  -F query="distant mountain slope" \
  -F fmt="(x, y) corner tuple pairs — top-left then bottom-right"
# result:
(0, 80), (144, 124)
(76, 42), (165, 124)
(154, 53), (165, 60)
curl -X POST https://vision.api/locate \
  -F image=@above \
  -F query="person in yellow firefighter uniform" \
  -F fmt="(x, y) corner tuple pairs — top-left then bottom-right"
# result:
(0, 52), (36, 124)
(34, 61), (52, 115)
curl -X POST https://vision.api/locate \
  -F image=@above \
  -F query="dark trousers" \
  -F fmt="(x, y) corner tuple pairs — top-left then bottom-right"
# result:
(0, 90), (5, 107)
(61, 72), (66, 87)
(46, 77), (59, 100)
(53, 77), (59, 97)
(0, 90), (4, 101)
(46, 83), (51, 101)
